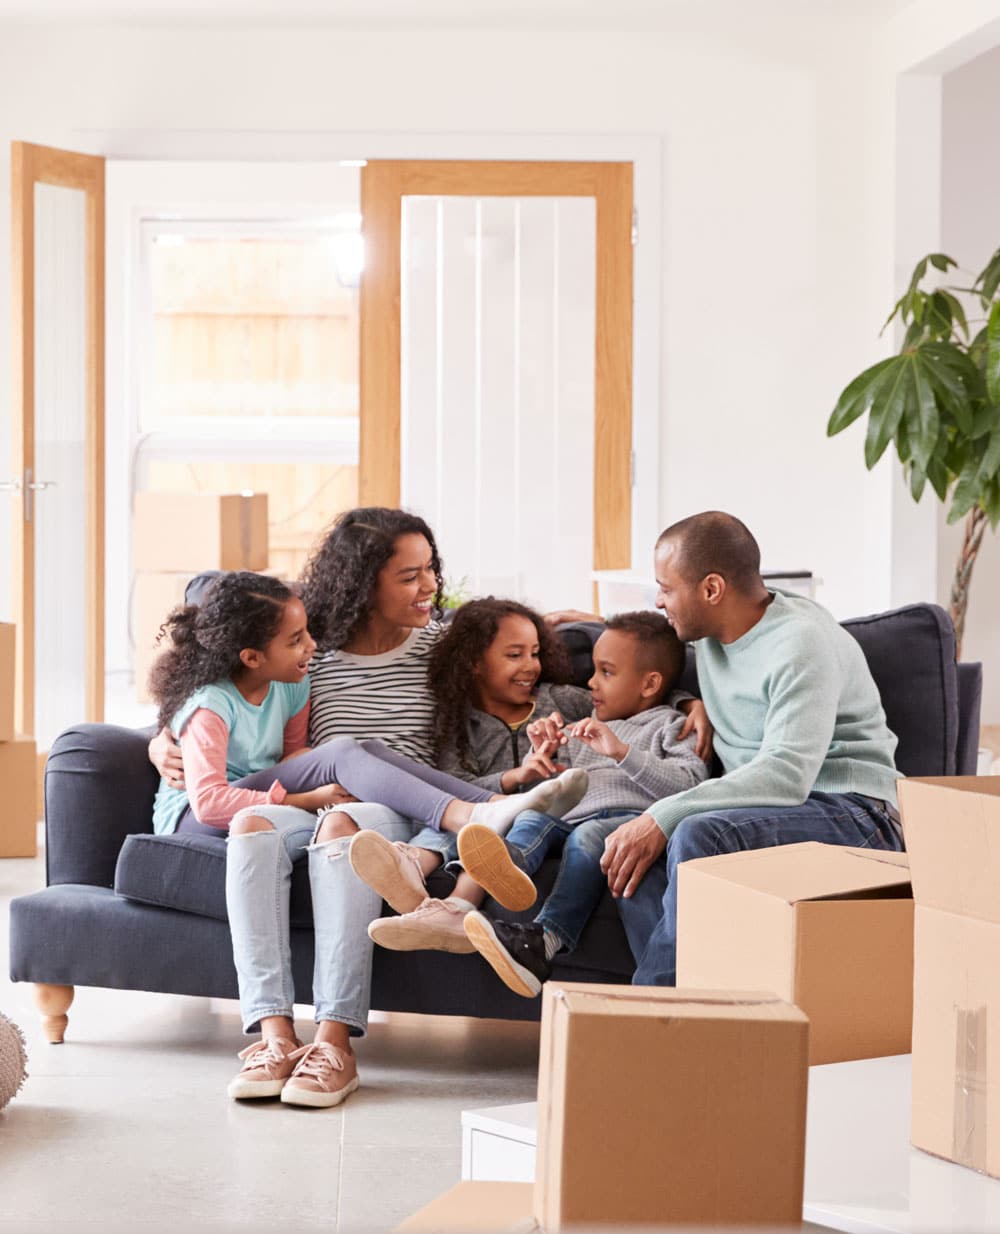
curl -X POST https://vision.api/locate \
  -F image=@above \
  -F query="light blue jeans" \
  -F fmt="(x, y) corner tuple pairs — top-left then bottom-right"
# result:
(224, 801), (452, 1036)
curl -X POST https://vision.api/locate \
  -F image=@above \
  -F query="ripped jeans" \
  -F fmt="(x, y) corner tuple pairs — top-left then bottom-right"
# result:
(224, 802), (452, 1036)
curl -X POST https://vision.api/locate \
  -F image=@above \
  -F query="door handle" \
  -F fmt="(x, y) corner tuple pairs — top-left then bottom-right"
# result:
(22, 468), (56, 522)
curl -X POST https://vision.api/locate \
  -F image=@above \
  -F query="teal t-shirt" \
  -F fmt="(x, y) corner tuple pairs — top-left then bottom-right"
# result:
(152, 676), (311, 835)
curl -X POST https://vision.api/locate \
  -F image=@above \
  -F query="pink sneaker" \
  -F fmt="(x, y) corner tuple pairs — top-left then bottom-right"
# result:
(227, 1036), (299, 1100)
(349, 830), (428, 913)
(281, 1042), (360, 1109)
(368, 897), (476, 953)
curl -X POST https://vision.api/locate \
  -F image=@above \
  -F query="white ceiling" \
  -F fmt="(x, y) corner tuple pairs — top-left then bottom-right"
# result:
(0, 0), (917, 24)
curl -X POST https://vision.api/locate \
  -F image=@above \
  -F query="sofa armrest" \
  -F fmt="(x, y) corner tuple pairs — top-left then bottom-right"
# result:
(956, 661), (984, 776)
(44, 723), (160, 889)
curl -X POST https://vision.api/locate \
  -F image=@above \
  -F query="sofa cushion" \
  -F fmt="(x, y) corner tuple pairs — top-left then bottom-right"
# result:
(840, 603), (957, 777)
(114, 832), (315, 927)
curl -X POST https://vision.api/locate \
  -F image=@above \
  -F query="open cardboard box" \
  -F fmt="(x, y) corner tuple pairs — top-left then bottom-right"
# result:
(676, 841), (913, 1064)
(901, 776), (1000, 1177)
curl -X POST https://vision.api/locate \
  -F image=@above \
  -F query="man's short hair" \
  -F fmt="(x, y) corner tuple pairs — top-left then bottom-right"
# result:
(603, 611), (685, 694)
(656, 511), (762, 593)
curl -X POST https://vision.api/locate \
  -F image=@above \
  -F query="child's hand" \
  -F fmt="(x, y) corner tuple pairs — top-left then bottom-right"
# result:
(527, 711), (568, 753)
(521, 741), (567, 782)
(287, 784), (360, 812)
(568, 717), (628, 762)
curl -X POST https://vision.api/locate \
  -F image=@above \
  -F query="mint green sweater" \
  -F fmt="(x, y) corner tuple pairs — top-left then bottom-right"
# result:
(648, 591), (901, 838)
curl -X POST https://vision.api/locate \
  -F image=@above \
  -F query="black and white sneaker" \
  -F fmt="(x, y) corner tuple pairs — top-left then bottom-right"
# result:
(463, 912), (551, 998)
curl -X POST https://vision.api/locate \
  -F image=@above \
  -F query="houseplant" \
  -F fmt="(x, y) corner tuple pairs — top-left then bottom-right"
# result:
(827, 248), (1000, 654)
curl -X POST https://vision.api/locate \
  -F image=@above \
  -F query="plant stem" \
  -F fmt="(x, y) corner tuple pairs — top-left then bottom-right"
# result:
(949, 507), (988, 658)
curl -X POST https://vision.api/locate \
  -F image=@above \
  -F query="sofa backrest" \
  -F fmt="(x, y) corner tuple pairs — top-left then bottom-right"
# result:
(557, 602), (977, 779)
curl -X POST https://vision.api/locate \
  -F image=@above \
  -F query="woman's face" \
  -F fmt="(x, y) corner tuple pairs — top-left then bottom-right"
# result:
(370, 533), (438, 630)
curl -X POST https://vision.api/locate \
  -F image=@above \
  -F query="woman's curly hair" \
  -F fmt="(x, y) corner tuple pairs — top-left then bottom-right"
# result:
(429, 598), (572, 772)
(148, 572), (293, 731)
(298, 507), (444, 651)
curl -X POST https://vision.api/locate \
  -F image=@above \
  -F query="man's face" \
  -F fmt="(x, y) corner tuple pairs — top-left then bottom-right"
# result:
(653, 540), (712, 643)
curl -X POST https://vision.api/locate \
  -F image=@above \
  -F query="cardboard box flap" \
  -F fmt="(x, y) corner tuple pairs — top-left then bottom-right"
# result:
(681, 841), (911, 905)
(395, 1183), (535, 1233)
(548, 983), (807, 1024)
(900, 777), (1000, 921)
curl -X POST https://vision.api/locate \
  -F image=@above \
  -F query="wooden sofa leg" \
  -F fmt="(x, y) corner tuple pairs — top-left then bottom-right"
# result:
(33, 984), (74, 1044)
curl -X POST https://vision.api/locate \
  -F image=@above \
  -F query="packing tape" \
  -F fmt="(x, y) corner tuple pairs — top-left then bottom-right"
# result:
(553, 988), (783, 1008)
(953, 1004), (988, 1173)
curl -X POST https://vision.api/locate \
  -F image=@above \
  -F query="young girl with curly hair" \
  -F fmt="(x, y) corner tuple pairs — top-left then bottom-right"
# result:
(349, 599), (708, 953)
(149, 510), (586, 1108)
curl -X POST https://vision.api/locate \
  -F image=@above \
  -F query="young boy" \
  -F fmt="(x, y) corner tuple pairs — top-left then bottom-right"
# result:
(459, 611), (708, 995)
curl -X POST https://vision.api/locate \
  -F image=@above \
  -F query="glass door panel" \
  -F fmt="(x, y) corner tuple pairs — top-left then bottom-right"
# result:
(32, 182), (89, 749)
(400, 196), (596, 611)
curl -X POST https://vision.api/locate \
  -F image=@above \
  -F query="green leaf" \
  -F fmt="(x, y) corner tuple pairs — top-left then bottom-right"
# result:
(948, 454), (985, 523)
(987, 301), (1000, 404)
(921, 344), (976, 435)
(929, 253), (957, 273)
(909, 356), (940, 469)
(977, 425), (1000, 481)
(927, 292), (953, 338)
(987, 477), (1000, 531)
(974, 247), (1000, 302)
(971, 402), (998, 439)
(864, 359), (910, 469)
(895, 419), (912, 465)
(927, 456), (951, 502)
(827, 357), (897, 436)
(909, 461), (927, 501)
(938, 289), (969, 339)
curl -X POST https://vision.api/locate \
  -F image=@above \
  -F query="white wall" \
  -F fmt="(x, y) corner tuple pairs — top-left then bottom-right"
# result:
(940, 41), (1000, 722)
(0, 14), (947, 648)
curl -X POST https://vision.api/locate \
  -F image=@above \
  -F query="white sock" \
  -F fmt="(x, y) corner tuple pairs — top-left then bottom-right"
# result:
(469, 779), (556, 835)
(447, 897), (477, 913)
(543, 930), (562, 961)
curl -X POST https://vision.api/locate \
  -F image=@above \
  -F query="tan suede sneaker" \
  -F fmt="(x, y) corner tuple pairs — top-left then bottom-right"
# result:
(457, 823), (537, 911)
(280, 1042), (360, 1109)
(227, 1036), (299, 1100)
(367, 897), (476, 953)
(349, 830), (428, 913)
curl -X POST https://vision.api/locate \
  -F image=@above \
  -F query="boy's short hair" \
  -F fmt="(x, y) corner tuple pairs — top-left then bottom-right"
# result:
(603, 611), (686, 696)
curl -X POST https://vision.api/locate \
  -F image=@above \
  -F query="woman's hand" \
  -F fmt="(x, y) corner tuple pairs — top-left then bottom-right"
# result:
(149, 727), (185, 788)
(544, 609), (603, 628)
(568, 716), (627, 762)
(678, 698), (714, 763)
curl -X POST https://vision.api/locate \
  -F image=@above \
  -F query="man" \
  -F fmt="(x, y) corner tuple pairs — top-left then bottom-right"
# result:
(597, 510), (903, 985)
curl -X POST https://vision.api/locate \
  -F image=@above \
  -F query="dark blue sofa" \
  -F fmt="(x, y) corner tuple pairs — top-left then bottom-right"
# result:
(8, 602), (982, 1039)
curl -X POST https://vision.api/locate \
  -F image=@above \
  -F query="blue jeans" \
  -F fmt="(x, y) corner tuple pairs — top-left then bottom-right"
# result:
(535, 810), (634, 953)
(618, 792), (905, 987)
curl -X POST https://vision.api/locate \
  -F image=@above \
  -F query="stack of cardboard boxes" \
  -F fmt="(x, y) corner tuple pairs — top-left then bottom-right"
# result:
(0, 622), (37, 858)
(901, 776), (1000, 1180)
(132, 492), (269, 702)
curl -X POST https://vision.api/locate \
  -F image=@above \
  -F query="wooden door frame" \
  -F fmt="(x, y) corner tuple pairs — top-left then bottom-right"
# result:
(12, 141), (105, 736)
(359, 159), (633, 572)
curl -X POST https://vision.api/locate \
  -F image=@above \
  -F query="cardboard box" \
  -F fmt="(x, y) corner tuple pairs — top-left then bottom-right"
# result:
(900, 776), (1000, 1177)
(0, 736), (38, 857)
(676, 841), (913, 1064)
(535, 983), (808, 1228)
(133, 492), (268, 572)
(396, 1183), (535, 1233)
(0, 622), (14, 742)
(133, 573), (195, 704)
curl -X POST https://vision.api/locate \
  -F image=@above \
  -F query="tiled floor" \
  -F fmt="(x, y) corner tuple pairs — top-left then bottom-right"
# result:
(0, 840), (541, 1232)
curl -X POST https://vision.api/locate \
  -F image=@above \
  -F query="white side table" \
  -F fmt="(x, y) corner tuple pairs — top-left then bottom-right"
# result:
(460, 1055), (1000, 1232)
